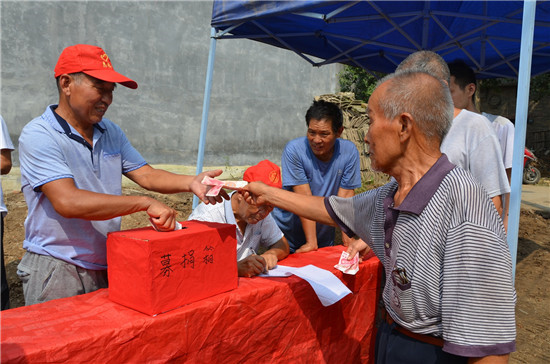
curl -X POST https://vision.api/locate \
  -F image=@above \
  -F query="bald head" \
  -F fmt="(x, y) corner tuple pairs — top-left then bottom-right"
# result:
(396, 50), (450, 85)
(376, 71), (453, 144)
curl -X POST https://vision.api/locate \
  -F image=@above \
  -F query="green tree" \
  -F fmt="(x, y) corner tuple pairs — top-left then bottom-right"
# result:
(338, 66), (385, 102)
(529, 72), (550, 102)
(340, 65), (549, 103)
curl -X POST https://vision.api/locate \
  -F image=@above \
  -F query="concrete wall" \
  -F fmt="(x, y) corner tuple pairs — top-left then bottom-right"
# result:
(0, 1), (340, 167)
(480, 84), (550, 151)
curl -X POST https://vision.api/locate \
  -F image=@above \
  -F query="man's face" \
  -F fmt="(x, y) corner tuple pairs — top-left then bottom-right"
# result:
(307, 118), (342, 162)
(449, 76), (471, 110)
(237, 198), (273, 225)
(68, 74), (115, 125)
(365, 84), (401, 173)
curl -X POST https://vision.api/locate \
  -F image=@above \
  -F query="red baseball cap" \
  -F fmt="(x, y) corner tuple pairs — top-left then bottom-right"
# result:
(54, 44), (138, 89)
(243, 160), (282, 188)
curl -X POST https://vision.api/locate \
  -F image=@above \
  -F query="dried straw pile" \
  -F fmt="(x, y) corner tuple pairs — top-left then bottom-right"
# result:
(315, 92), (390, 186)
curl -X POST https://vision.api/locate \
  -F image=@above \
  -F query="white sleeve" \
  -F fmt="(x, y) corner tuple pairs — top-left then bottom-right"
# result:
(260, 214), (284, 248)
(469, 132), (511, 197)
(0, 116), (15, 150)
(502, 121), (515, 170)
(187, 202), (225, 224)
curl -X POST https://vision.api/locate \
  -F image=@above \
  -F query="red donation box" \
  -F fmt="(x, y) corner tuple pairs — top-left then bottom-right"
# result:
(106, 220), (238, 316)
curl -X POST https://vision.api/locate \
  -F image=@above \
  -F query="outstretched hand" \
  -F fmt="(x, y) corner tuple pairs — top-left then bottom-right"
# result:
(191, 169), (230, 204)
(240, 181), (271, 206)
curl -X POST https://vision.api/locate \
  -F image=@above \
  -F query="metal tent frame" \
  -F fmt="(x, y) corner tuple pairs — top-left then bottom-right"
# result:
(196, 0), (550, 280)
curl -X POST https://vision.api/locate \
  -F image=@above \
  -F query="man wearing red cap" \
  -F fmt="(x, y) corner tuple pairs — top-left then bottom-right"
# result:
(17, 44), (228, 305)
(188, 160), (289, 277)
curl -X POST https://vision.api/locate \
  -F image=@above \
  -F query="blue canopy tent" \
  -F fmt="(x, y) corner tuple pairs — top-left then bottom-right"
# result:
(197, 0), (550, 279)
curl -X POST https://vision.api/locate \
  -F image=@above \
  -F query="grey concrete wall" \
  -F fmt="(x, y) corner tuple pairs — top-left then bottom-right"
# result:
(0, 1), (340, 167)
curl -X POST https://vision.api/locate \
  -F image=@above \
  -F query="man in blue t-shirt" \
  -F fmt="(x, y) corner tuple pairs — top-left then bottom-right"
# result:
(271, 100), (362, 253)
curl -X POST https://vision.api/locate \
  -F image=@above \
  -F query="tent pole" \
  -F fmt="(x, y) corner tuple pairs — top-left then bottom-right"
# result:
(193, 27), (218, 209)
(507, 0), (536, 282)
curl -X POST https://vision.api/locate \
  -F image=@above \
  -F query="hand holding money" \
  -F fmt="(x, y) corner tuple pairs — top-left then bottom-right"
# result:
(334, 251), (360, 275)
(201, 176), (248, 196)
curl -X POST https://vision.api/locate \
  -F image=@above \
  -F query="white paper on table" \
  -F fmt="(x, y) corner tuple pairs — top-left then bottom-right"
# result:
(258, 264), (352, 306)
(258, 265), (295, 277)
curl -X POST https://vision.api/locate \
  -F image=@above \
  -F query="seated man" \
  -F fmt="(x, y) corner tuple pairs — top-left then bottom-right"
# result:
(188, 160), (289, 277)
(271, 100), (362, 253)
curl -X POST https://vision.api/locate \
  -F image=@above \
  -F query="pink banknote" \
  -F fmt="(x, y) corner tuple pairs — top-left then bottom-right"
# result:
(201, 176), (248, 196)
(334, 251), (360, 275)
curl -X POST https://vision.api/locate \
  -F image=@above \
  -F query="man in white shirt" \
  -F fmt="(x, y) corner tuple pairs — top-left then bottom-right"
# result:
(1, 115), (15, 310)
(448, 59), (513, 228)
(395, 52), (510, 221)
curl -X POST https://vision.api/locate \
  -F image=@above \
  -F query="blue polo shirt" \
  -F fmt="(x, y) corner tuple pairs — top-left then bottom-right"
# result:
(19, 105), (146, 270)
(272, 137), (361, 251)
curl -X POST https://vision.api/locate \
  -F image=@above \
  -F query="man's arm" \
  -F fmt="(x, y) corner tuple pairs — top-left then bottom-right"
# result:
(466, 122), (509, 218)
(125, 165), (229, 204)
(261, 237), (290, 269)
(41, 177), (179, 231)
(292, 183), (320, 253)
(244, 182), (333, 226)
(491, 195), (504, 218)
(502, 168), (512, 231)
(337, 188), (355, 246)
(0, 149), (12, 175)
(337, 188), (372, 257)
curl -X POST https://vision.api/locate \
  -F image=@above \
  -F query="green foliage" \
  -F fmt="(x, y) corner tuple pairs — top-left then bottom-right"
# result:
(340, 64), (549, 103)
(338, 65), (385, 102)
(529, 73), (550, 102)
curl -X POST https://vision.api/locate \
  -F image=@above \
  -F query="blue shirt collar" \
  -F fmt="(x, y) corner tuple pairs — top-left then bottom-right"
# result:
(49, 105), (105, 151)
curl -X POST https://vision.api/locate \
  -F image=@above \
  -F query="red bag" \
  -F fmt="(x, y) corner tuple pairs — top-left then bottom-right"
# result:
(107, 220), (238, 315)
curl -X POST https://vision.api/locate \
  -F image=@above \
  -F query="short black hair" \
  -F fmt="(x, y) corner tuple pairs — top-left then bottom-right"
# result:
(447, 60), (476, 90)
(305, 100), (343, 132)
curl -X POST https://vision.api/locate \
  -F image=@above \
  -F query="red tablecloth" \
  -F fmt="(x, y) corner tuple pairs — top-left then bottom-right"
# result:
(1, 246), (381, 363)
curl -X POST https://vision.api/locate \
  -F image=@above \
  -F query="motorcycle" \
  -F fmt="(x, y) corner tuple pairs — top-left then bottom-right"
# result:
(523, 148), (541, 185)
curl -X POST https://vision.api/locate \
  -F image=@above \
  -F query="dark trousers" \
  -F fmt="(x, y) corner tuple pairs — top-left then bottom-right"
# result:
(375, 321), (467, 364)
(1, 215), (10, 310)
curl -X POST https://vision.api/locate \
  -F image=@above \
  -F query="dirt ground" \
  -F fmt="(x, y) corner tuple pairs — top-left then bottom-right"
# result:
(2, 185), (549, 363)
